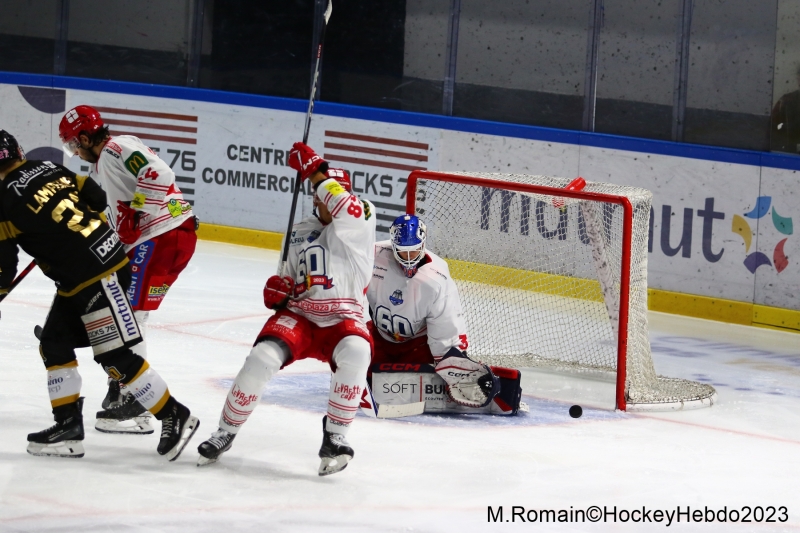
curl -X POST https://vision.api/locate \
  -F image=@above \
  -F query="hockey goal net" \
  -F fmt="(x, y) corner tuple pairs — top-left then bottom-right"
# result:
(406, 171), (716, 411)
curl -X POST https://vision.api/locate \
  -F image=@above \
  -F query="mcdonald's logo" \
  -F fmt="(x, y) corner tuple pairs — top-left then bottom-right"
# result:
(124, 151), (148, 176)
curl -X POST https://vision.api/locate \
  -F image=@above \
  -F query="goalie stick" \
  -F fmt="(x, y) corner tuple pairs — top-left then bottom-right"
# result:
(0, 260), (37, 320)
(359, 383), (426, 418)
(278, 0), (333, 277)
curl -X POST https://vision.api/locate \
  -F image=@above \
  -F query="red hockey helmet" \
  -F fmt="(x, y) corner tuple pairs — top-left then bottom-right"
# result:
(325, 167), (352, 192)
(59, 105), (104, 156)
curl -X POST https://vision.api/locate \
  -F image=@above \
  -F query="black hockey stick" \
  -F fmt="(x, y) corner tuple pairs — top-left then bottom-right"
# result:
(279, 0), (333, 276)
(0, 260), (37, 319)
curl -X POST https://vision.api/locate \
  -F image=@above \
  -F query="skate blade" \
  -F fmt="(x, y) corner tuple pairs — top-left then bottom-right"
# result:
(164, 416), (200, 462)
(196, 454), (219, 467)
(27, 440), (85, 458)
(95, 416), (154, 434)
(318, 454), (351, 476)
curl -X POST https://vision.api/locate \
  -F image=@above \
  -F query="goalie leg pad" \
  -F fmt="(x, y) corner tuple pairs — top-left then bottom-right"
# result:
(489, 366), (524, 415)
(435, 348), (500, 408)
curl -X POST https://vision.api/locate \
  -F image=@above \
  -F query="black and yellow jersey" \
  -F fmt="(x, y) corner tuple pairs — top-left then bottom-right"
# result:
(0, 160), (128, 296)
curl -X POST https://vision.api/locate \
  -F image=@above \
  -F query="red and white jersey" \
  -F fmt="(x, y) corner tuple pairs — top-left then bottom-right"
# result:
(285, 178), (376, 327)
(90, 135), (193, 250)
(367, 241), (468, 358)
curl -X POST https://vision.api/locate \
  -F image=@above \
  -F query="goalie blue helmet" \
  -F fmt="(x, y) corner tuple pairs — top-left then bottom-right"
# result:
(390, 214), (426, 278)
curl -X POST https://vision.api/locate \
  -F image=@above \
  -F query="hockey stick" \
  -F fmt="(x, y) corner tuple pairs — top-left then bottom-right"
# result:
(0, 260), (37, 319)
(279, 0), (333, 276)
(359, 382), (426, 418)
(378, 401), (426, 418)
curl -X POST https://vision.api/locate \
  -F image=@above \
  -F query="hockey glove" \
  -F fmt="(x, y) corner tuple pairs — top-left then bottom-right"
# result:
(116, 201), (142, 245)
(288, 142), (328, 182)
(263, 275), (294, 310)
(435, 347), (500, 408)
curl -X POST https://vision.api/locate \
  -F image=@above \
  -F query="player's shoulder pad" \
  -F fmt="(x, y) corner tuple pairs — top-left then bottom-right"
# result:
(417, 251), (451, 283)
(112, 136), (156, 177)
(375, 240), (393, 255)
(290, 217), (322, 246)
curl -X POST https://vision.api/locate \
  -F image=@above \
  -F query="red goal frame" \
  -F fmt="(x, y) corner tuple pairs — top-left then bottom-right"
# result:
(405, 170), (636, 410)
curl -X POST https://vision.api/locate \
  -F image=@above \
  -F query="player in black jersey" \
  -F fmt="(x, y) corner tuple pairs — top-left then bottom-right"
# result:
(0, 130), (199, 460)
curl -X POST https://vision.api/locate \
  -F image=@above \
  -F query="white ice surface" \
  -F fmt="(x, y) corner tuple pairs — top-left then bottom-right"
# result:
(1, 241), (799, 532)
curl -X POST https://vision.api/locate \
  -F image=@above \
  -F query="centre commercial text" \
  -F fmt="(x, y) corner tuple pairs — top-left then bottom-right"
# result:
(201, 144), (406, 198)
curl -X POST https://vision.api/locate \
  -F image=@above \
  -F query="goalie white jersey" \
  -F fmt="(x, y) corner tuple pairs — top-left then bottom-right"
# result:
(285, 178), (377, 327)
(90, 135), (193, 249)
(367, 241), (467, 358)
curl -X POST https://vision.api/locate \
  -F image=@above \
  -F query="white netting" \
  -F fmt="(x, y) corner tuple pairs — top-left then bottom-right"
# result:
(413, 172), (716, 410)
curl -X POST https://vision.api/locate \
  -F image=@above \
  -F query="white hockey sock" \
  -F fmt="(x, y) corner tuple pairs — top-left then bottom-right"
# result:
(219, 339), (289, 434)
(326, 336), (371, 436)
(131, 311), (149, 360)
(124, 361), (171, 415)
(47, 363), (82, 409)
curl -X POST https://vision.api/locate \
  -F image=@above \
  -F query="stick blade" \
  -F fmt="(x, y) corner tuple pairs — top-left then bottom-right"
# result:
(323, 0), (332, 23)
(376, 401), (425, 419)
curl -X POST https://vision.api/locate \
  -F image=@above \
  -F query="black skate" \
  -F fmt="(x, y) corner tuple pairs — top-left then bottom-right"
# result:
(101, 379), (122, 409)
(27, 397), (85, 458)
(96, 392), (154, 435)
(318, 416), (354, 476)
(157, 401), (200, 461)
(197, 428), (236, 466)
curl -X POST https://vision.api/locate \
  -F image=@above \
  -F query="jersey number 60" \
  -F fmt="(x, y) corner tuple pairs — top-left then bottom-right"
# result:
(374, 305), (414, 339)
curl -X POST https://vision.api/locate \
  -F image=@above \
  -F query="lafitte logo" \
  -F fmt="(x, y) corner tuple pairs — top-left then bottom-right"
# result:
(731, 196), (793, 273)
(232, 385), (259, 407)
(333, 383), (361, 401)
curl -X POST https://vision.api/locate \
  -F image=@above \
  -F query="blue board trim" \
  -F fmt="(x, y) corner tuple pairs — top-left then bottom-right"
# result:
(3, 70), (798, 171)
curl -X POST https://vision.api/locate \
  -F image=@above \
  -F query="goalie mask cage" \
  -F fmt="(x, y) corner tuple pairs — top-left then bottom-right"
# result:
(406, 171), (716, 411)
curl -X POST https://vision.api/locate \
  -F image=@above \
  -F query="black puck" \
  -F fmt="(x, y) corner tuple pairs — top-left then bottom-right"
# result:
(569, 405), (582, 418)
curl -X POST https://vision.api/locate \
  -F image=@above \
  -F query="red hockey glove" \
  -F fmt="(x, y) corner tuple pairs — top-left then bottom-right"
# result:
(263, 275), (294, 310)
(116, 201), (142, 245)
(288, 142), (328, 181)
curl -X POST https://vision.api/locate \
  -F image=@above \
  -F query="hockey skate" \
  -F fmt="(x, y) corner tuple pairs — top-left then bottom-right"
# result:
(196, 428), (236, 466)
(95, 390), (154, 435)
(157, 401), (200, 461)
(27, 397), (85, 458)
(101, 379), (121, 409)
(318, 416), (354, 476)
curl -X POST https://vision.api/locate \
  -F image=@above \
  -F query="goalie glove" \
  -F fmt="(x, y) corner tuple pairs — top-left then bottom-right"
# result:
(435, 347), (500, 408)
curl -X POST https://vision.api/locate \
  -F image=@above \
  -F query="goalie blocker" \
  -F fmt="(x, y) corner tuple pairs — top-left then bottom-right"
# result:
(366, 363), (525, 416)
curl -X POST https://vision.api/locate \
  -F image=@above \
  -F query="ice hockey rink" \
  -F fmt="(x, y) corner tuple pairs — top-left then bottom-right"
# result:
(1, 240), (798, 533)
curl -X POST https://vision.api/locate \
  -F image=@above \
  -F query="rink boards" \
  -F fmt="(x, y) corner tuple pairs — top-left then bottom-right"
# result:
(1, 72), (799, 330)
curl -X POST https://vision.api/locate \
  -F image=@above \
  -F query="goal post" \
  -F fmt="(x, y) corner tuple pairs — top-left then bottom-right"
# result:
(405, 170), (716, 411)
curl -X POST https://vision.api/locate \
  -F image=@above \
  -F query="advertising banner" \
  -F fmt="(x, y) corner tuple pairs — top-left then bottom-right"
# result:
(1, 81), (797, 311)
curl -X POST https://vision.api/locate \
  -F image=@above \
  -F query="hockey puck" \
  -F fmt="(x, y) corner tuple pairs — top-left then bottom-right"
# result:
(569, 405), (582, 418)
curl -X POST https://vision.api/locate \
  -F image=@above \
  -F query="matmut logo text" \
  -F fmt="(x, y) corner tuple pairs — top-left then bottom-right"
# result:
(479, 189), (794, 272)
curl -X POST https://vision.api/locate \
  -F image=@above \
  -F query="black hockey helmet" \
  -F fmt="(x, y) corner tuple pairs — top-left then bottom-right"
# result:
(0, 130), (25, 164)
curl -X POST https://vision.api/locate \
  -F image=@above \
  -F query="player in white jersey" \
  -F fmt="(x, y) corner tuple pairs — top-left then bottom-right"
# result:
(59, 106), (197, 434)
(197, 142), (376, 475)
(367, 214), (509, 411)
